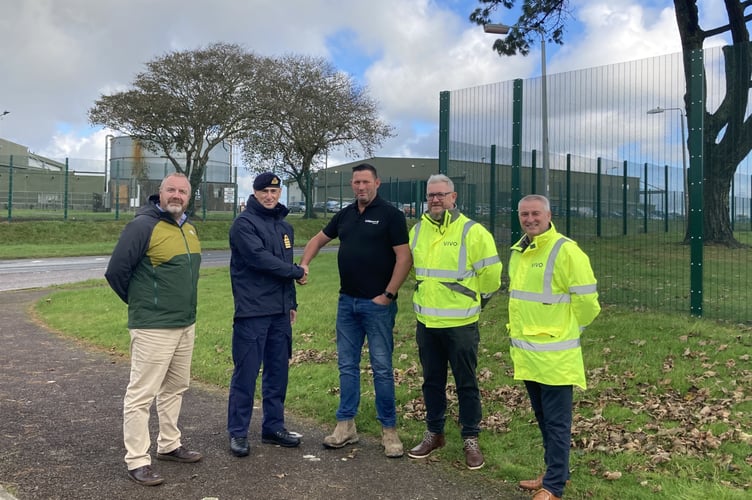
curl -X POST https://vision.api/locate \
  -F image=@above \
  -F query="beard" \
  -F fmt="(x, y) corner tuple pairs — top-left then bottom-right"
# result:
(164, 202), (185, 218)
(429, 208), (445, 221)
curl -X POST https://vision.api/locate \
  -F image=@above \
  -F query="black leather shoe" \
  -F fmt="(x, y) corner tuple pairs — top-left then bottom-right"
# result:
(262, 429), (301, 448)
(230, 436), (250, 457)
(127, 465), (164, 486)
(156, 446), (202, 463)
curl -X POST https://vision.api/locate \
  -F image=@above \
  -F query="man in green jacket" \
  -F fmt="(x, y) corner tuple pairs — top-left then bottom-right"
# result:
(105, 173), (202, 487)
(508, 194), (601, 500)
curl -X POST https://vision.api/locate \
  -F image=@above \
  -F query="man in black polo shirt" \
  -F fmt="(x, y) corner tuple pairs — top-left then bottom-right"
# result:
(300, 163), (412, 458)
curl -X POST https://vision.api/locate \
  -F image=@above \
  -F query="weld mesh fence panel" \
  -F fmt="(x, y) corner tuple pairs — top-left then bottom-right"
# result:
(446, 46), (751, 323)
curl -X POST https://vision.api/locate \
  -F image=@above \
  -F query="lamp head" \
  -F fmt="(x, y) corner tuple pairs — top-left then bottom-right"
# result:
(483, 23), (511, 35)
(646, 107), (665, 115)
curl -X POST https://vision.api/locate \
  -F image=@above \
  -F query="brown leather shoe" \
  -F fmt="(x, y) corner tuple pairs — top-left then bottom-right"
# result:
(519, 474), (545, 490)
(156, 446), (202, 463)
(127, 465), (164, 486)
(532, 488), (562, 500)
(519, 475), (571, 491)
(407, 431), (445, 459)
(463, 437), (484, 470)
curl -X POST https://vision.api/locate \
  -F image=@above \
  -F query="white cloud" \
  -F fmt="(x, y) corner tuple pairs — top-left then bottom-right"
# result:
(0, 0), (734, 174)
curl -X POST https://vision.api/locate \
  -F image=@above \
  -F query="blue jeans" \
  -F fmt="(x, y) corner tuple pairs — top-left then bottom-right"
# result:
(334, 294), (397, 428)
(525, 381), (573, 498)
(227, 314), (292, 437)
(416, 321), (481, 437)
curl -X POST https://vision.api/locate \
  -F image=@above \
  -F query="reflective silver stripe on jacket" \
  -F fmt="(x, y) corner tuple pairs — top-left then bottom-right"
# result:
(412, 219), (479, 280)
(511, 338), (581, 351)
(570, 284), (597, 294)
(413, 303), (482, 317)
(509, 237), (570, 304)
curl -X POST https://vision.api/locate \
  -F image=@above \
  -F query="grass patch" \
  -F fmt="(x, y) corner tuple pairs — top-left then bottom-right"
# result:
(34, 251), (752, 499)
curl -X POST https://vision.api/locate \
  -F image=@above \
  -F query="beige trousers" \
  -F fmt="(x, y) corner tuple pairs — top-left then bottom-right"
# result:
(123, 324), (195, 470)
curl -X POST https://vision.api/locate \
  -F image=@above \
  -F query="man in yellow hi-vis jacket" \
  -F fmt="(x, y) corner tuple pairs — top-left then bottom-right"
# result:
(406, 174), (502, 470)
(509, 194), (601, 500)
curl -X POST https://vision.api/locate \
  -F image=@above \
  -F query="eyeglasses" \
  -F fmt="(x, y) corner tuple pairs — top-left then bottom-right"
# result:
(425, 192), (452, 201)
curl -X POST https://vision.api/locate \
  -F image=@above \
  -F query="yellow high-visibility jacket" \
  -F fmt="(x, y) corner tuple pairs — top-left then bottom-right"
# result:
(409, 209), (502, 328)
(508, 223), (600, 389)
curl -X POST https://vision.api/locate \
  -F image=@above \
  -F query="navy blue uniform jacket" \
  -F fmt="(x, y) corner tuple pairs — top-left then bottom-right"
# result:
(229, 195), (305, 319)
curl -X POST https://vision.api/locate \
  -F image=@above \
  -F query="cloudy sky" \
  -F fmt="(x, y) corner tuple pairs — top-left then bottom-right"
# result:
(0, 0), (728, 197)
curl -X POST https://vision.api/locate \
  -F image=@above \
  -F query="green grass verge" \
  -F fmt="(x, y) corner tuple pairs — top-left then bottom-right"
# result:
(33, 254), (752, 499)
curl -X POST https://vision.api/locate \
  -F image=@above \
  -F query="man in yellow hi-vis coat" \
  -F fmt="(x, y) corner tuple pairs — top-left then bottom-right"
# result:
(406, 174), (501, 470)
(508, 194), (601, 500)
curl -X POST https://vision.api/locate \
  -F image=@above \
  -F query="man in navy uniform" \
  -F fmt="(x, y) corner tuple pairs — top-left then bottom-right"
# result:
(226, 172), (308, 457)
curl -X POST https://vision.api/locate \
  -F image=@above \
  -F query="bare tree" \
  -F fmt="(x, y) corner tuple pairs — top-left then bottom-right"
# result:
(240, 54), (394, 217)
(471, 0), (751, 246)
(89, 42), (264, 213)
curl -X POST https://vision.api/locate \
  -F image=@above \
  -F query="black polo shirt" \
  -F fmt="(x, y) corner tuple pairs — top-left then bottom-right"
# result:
(322, 195), (409, 298)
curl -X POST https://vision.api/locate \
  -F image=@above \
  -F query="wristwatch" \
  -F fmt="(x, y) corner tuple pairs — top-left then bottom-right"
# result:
(383, 291), (396, 301)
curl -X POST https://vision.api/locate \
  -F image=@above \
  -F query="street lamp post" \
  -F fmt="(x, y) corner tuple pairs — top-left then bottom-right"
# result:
(483, 24), (549, 197)
(539, 32), (549, 198)
(647, 106), (688, 219)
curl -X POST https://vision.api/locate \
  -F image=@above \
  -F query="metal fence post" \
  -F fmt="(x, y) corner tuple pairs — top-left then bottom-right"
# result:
(64, 158), (69, 220)
(596, 158), (602, 237)
(565, 154), (572, 236)
(439, 91), (449, 175)
(511, 79), (523, 243)
(643, 162), (648, 234)
(688, 48), (705, 317)
(7, 155), (13, 221)
(622, 161), (628, 236)
(489, 145), (497, 240)
(664, 164), (669, 233)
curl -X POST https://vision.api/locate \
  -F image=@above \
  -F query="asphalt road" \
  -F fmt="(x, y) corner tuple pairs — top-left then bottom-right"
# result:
(0, 248), (340, 292)
(0, 251), (231, 292)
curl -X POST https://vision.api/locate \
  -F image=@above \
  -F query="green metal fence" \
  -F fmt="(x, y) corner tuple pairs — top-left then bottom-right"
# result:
(0, 156), (238, 221)
(441, 46), (751, 323)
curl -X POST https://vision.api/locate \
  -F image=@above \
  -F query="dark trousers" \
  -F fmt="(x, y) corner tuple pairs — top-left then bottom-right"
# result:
(525, 381), (573, 497)
(227, 314), (292, 437)
(416, 321), (481, 437)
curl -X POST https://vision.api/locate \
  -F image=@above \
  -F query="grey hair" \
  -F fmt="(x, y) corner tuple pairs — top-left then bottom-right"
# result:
(160, 173), (191, 193)
(426, 174), (454, 192)
(518, 194), (550, 211)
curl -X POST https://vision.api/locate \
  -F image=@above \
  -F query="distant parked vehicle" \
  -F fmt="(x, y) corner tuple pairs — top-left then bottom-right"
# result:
(327, 200), (350, 212)
(288, 201), (305, 213)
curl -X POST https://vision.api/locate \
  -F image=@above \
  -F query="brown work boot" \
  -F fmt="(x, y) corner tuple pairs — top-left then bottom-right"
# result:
(532, 488), (561, 500)
(407, 430), (445, 459)
(323, 419), (359, 449)
(381, 427), (404, 458)
(519, 474), (544, 491)
(519, 474), (571, 491)
(463, 436), (484, 470)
